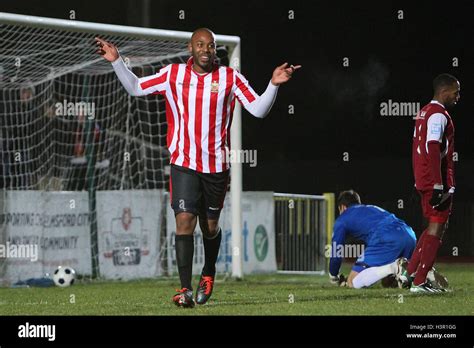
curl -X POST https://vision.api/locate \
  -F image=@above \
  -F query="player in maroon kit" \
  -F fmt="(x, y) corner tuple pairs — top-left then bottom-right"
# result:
(407, 73), (460, 293)
(96, 29), (301, 307)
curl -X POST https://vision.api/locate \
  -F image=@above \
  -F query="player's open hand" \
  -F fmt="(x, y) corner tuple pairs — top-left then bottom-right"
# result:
(95, 37), (119, 62)
(271, 62), (302, 86)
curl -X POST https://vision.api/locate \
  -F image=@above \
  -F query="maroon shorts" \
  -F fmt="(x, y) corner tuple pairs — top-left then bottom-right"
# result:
(418, 190), (452, 224)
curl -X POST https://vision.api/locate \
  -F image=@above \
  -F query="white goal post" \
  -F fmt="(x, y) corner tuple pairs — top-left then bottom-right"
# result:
(0, 12), (244, 278)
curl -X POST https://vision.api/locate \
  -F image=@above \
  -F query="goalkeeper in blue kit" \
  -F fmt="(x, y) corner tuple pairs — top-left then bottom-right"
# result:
(329, 190), (417, 288)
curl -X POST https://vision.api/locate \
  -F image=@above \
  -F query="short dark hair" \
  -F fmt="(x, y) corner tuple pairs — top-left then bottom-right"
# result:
(337, 190), (361, 208)
(433, 73), (458, 94)
(191, 28), (215, 40)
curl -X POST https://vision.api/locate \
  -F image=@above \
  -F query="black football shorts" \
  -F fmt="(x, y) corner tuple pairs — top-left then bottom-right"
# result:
(170, 164), (230, 220)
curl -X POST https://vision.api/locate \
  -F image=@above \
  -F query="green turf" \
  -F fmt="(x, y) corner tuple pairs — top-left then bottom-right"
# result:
(0, 263), (472, 315)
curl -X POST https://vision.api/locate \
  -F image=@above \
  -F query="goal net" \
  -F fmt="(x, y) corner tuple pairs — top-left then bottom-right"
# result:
(0, 13), (241, 285)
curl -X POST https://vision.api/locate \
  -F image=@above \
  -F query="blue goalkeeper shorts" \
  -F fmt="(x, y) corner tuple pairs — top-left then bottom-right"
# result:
(352, 223), (416, 273)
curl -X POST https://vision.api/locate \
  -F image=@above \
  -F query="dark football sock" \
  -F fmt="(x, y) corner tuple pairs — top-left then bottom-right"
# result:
(413, 234), (442, 286)
(202, 227), (222, 277)
(175, 234), (194, 290)
(407, 229), (429, 275)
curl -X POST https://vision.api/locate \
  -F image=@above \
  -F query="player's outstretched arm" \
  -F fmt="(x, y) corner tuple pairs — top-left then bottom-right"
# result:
(240, 62), (302, 119)
(95, 37), (149, 97)
(271, 62), (302, 86)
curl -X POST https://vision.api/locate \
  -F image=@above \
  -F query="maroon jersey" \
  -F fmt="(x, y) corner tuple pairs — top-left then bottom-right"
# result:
(412, 101), (455, 191)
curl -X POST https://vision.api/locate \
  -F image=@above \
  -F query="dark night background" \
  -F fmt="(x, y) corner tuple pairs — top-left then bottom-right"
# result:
(1, 0), (473, 255)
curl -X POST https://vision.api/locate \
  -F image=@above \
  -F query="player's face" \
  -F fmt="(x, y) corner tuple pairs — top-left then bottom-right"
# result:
(445, 82), (460, 107)
(188, 31), (216, 73)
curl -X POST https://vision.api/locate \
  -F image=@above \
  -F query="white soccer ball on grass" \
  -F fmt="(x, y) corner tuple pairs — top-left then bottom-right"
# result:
(53, 266), (76, 287)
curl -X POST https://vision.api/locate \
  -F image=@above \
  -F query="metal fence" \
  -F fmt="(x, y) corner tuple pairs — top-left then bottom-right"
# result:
(274, 193), (334, 275)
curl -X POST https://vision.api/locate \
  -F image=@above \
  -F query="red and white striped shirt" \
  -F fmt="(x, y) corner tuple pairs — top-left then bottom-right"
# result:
(129, 57), (263, 173)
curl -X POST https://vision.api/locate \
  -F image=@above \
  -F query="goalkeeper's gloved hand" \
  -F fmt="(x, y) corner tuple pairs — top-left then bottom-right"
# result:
(429, 184), (444, 207)
(329, 273), (347, 287)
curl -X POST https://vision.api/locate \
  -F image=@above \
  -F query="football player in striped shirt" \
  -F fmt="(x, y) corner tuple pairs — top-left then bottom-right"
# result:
(96, 28), (301, 307)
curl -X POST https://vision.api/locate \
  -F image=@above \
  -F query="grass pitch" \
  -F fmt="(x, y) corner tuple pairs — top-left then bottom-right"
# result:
(0, 263), (472, 316)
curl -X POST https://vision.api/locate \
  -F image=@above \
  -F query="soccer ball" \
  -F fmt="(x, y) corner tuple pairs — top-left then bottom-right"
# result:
(427, 267), (449, 289)
(381, 274), (399, 288)
(53, 266), (76, 287)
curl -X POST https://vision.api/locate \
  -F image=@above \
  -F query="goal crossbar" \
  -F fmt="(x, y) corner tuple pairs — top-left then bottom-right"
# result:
(0, 12), (240, 46)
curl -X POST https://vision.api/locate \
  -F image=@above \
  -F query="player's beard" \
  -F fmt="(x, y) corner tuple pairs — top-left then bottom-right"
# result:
(193, 53), (214, 73)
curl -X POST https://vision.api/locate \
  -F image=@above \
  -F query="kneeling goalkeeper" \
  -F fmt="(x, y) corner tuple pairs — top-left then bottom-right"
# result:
(329, 190), (417, 289)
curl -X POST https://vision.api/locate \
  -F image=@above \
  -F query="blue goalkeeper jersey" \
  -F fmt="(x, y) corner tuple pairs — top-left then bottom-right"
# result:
(329, 204), (415, 276)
